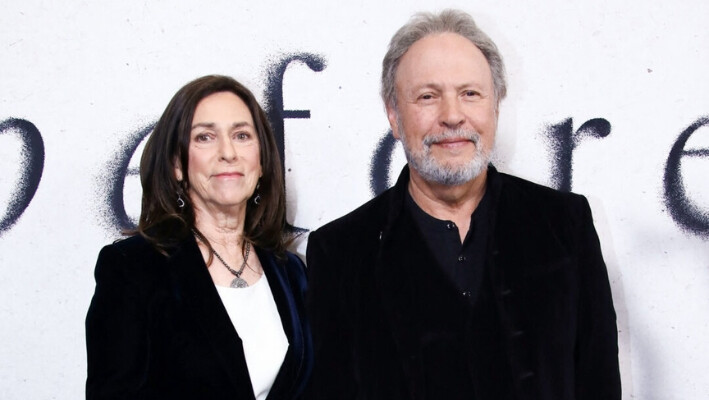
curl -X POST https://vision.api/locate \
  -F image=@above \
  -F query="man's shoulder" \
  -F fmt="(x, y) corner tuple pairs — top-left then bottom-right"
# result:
(315, 189), (393, 231)
(311, 187), (395, 241)
(497, 171), (586, 207)
(495, 171), (593, 234)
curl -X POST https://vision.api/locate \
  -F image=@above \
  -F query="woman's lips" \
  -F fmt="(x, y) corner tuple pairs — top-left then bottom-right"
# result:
(214, 172), (244, 178)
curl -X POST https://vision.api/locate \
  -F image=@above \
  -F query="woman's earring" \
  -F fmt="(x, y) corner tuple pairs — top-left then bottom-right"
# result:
(177, 192), (185, 208)
(253, 181), (261, 205)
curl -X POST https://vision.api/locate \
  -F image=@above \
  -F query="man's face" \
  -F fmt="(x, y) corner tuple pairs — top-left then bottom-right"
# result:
(387, 32), (498, 186)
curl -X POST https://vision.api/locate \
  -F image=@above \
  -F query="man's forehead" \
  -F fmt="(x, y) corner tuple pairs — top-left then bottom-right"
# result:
(394, 33), (492, 88)
(403, 33), (483, 58)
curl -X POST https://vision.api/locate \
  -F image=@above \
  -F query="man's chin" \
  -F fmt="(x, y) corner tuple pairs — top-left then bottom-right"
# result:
(429, 145), (478, 161)
(430, 158), (485, 175)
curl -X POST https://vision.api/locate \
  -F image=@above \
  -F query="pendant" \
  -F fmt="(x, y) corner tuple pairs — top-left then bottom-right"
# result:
(230, 277), (249, 288)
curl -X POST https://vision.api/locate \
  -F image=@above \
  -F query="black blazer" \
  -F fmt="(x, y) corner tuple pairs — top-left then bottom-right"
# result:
(306, 166), (620, 400)
(86, 234), (312, 400)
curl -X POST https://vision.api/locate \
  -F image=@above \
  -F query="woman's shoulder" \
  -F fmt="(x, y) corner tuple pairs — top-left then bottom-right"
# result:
(259, 248), (307, 283)
(99, 234), (159, 260)
(107, 233), (151, 250)
(94, 235), (171, 281)
(257, 246), (304, 267)
(283, 250), (305, 267)
(278, 250), (308, 296)
(281, 250), (306, 275)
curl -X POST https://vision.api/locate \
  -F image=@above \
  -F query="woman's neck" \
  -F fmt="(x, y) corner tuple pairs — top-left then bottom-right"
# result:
(194, 207), (247, 249)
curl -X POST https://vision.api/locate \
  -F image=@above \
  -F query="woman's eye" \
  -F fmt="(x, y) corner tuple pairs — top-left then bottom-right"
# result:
(236, 132), (250, 141)
(195, 133), (212, 142)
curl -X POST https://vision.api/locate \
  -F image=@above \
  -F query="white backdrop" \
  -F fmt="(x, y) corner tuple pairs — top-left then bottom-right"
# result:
(1, 1), (708, 398)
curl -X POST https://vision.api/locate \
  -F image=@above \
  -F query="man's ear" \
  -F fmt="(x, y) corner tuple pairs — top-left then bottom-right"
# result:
(386, 104), (401, 140)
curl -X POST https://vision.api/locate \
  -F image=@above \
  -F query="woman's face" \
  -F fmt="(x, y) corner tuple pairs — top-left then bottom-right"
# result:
(176, 91), (262, 215)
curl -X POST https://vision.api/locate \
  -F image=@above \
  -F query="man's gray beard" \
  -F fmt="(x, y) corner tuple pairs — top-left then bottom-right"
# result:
(399, 126), (492, 186)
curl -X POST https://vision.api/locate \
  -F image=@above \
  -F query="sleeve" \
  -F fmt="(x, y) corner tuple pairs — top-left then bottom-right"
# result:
(303, 229), (357, 400)
(85, 245), (149, 400)
(575, 196), (622, 400)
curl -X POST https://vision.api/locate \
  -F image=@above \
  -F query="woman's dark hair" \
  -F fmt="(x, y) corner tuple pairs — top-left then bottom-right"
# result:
(138, 75), (289, 258)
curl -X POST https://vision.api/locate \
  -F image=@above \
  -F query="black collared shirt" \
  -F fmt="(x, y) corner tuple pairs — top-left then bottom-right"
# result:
(405, 168), (499, 304)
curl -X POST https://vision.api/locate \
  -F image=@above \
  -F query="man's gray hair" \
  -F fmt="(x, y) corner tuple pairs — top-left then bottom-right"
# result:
(381, 9), (507, 109)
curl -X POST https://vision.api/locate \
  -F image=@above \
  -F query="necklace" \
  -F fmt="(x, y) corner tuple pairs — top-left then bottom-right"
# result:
(212, 241), (251, 288)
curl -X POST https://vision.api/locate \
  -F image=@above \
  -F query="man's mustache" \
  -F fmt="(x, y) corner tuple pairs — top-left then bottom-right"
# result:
(422, 129), (481, 147)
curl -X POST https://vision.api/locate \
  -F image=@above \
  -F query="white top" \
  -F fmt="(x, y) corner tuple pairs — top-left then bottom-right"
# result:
(215, 274), (289, 400)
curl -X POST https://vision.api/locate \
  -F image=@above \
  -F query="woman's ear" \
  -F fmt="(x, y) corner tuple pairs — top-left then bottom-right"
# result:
(174, 160), (183, 182)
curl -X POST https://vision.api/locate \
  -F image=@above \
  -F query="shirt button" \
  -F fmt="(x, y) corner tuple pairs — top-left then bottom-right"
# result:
(462, 291), (471, 297)
(457, 255), (466, 262)
(446, 222), (456, 230)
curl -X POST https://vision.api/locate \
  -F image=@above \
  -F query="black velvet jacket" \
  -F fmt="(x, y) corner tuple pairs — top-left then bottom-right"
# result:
(86, 234), (312, 400)
(305, 166), (620, 399)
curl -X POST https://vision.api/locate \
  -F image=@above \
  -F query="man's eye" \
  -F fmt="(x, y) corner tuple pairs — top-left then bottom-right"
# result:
(236, 132), (251, 140)
(464, 90), (478, 97)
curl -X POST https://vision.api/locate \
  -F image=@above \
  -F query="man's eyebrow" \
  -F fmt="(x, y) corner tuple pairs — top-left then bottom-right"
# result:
(410, 83), (442, 91)
(409, 81), (482, 92)
(456, 82), (482, 90)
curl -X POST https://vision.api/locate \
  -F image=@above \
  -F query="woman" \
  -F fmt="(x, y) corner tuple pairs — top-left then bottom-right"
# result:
(86, 75), (312, 399)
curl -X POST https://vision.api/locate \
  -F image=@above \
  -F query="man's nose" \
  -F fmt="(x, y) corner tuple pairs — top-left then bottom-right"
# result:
(439, 95), (465, 129)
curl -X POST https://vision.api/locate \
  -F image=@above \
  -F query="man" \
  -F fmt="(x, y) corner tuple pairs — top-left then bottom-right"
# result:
(306, 9), (620, 400)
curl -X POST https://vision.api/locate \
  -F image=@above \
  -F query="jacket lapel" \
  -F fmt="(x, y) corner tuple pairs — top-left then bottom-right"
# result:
(259, 249), (307, 400)
(168, 236), (255, 399)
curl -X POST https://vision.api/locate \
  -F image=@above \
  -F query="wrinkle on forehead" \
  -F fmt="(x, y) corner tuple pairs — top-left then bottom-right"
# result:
(395, 33), (494, 97)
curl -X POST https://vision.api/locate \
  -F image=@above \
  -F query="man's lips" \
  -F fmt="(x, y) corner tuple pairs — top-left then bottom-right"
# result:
(431, 138), (474, 147)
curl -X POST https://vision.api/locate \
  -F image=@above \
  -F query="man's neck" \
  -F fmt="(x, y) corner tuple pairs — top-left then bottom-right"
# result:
(407, 167), (488, 242)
